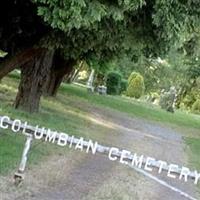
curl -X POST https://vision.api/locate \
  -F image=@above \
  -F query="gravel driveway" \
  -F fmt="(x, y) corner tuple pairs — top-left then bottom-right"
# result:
(0, 102), (199, 200)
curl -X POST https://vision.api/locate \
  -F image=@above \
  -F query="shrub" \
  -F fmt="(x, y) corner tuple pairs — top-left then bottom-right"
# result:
(181, 87), (200, 110)
(128, 72), (138, 85)
(120, 79), (128, 94)
(106, 71), (122, 95)
(192, 99), (200, 114)
(126, 72), (145, 99)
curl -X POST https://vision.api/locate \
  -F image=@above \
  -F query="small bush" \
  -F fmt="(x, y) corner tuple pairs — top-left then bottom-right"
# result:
(128, 72), (138, 85)
(192, 99), (200, 114)
(106, 71), (122, 95)
(120, 79), (128, 94)
(182, 89), (199, 109)
(126, 72), (145, 99)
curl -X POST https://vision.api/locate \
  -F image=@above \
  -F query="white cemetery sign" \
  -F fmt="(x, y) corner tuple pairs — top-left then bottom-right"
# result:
(0, 115), (199, 200)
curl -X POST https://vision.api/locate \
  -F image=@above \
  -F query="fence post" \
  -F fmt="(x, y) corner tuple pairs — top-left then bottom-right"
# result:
(14, 134), (33, 185)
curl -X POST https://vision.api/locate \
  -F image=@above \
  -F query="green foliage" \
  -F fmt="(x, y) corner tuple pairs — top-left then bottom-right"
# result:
(2, 0), (200, 63)
(110, 54), (182, 94)
(128, 72), (138, 85)
(87, 57), (113, 87)
(178, 61), (200, 110)
(32, 0), (149, 61)
(2, 0), (200, 115)
(120, 79), (128, 94)
(126, 72), (145, 98)
(153, 0), (200, 51)
(187, 63), (200, 81)
(106, 71), (122, 95)
(192, 99), (200, 114)
(33, 0), (145, 32)
(182, 87), (199, 109)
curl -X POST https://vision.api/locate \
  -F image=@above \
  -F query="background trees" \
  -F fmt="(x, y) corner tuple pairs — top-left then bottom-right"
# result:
(0, 0), (199, 113)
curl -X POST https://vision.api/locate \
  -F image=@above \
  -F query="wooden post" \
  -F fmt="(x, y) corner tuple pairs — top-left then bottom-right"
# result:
(14, 134), (33, 185)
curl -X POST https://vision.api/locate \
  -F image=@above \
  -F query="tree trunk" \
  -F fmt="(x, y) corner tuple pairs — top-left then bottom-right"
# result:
(45, 56), (76, 96)
(45, 72), (65, 97)
(14, 49), (54, 112)
(0, 48), (44, 80)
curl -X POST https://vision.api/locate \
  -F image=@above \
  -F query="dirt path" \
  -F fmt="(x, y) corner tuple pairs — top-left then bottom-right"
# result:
(0, 102), (199, 200)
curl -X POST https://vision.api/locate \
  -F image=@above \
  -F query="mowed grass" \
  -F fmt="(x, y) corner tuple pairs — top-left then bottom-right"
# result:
(0, 71), (200, 174)
(0, 130), (64, 174)
(185, 138), (200, 170)
(0, 74), (109, 174)
(60, 83), (200, 130)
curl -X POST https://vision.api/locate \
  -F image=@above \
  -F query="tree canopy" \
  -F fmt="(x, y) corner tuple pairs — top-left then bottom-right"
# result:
(1, 0), (199, 62)
(32, 0), (200, 58)
(0, 0), (199, 112)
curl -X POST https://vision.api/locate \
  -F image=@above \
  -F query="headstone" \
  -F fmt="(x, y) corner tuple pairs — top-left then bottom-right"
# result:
(87, 69), (95, 92)
(159, 86), (177, 113)
(97, 85), (107, 95)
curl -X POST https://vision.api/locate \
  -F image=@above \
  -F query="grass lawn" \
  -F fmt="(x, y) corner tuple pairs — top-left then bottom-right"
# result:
(60, 83), (200, 130)
(0, 74), (111, 174)
(185, 138), (200, 170)
(0, 71), (200, 174)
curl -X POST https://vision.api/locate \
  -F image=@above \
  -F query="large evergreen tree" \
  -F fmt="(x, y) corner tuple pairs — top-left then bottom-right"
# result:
(0, 0), (199, 112)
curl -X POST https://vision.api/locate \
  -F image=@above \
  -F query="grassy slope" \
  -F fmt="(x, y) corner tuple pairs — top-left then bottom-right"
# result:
(61, 84), (200, 130)
(0, 73), (199, 174)
(0, 76), (100, 174)
(0, 74), (113, 174)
